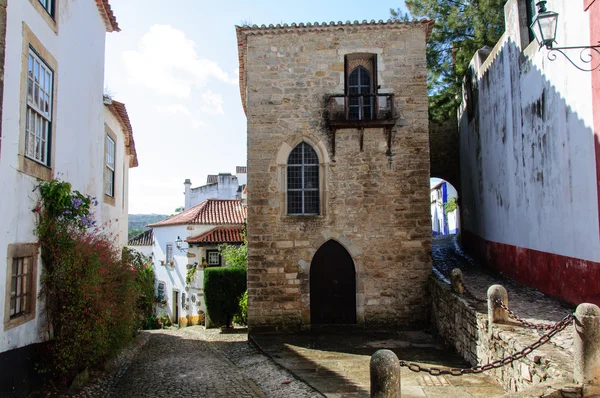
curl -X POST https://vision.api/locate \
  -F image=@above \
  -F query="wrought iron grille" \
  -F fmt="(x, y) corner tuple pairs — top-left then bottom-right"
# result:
(328, 94), (395, 123)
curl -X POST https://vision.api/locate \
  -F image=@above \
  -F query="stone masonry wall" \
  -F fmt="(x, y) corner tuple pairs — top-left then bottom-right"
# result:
(244, 23), (431, 330)
(431, 277), (574, 393)
(429, 115), (460, 192)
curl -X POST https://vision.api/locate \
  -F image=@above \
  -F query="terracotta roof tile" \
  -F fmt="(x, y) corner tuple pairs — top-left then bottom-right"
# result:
(235, 19), (434, 115)
(128, 229), (153, 246)
(95, 0), (120, 32)
(148, 199), (246, 227)
(185, 226), (244, 244)
(105, 99), (138, 168)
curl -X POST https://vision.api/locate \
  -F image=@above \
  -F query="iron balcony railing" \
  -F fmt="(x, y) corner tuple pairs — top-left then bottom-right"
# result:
(328, 94), (395, 126)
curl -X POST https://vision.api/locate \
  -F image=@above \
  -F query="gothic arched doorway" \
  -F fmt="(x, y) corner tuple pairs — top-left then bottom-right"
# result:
(310, 240), (356, 324)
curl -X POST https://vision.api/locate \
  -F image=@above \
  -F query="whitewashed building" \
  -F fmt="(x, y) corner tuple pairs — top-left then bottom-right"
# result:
(430, 180), (459, 236)
(0, 1), (137, 394)
(148, 199), (246, 326)
(459, 0), (600, 306)
(183, 166), (247, 210)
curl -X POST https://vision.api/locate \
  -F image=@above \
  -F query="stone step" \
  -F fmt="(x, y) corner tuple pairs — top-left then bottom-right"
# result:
(500, 380), (583, 398)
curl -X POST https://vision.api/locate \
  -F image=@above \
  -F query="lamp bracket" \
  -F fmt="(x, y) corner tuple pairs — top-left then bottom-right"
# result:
(545, 41), (600, 72)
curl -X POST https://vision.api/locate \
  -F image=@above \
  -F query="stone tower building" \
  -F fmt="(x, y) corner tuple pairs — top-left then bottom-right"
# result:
(236, 19), (433, 331)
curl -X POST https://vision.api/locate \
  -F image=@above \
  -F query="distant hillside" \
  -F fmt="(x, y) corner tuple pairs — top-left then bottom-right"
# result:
(128, 214), (168, 231)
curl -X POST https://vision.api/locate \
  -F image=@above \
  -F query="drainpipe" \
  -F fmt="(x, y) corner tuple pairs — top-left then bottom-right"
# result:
(0, 0), (8, 162)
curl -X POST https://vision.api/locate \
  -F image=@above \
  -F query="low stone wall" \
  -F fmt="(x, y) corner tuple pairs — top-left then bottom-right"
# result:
(430, 276), (574, 394)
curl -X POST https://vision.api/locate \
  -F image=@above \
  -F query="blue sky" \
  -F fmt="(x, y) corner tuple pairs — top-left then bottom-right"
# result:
(105, 0), (408, 214)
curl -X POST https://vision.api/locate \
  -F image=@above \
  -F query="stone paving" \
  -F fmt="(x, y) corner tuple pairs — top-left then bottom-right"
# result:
(251, 329), (506, 398)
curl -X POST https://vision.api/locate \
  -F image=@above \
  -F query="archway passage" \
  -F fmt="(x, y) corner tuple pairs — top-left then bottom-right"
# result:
(310, 240), (356, 325)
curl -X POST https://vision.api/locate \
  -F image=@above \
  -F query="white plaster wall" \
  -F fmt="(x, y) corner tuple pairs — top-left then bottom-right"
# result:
(152, 224), (214, 322)
(0, 1), (108, 353)
(188, 184), (219, 208)
(237, 172), (247, 186)
(127, 245), (153, 259)
(459, 0), (598, 261)
(187, 175), (240, 208)
(102, 106), (131, 247)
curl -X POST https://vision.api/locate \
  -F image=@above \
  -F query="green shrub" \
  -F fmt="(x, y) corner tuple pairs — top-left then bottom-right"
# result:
(204, 267), (247, 327)
(233, 291), (248, 326)
(34, 179), (152, 384)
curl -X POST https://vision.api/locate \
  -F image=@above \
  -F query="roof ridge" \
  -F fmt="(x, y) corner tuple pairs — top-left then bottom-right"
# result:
(235, 19), (433, 32)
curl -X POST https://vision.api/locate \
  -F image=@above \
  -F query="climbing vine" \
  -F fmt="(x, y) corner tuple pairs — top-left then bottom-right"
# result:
(34, 179), (151, 384)
(444, 197), (458, 214)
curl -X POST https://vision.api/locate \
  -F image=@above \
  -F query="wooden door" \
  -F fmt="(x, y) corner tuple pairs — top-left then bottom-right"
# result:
(310, 240), (356, 324)
(173, 290), (179, 324)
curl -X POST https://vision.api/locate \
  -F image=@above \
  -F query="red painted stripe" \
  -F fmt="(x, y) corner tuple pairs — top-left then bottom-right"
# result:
(462, 230), (600, 307)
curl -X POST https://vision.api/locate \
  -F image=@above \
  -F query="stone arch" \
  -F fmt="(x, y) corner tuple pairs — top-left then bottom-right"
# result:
(309, 239), (357, 325)
(275, 133), (331, 166)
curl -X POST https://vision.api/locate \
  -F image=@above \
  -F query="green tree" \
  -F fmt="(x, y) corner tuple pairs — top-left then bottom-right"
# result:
(218, 225), (247, 269)
(391, 0), (505, 122)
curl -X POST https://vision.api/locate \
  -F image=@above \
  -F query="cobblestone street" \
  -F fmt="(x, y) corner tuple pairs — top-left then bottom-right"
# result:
(104, 327), (321, 398)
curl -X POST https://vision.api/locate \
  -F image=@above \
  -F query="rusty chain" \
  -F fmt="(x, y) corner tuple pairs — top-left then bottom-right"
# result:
(399, 312), (574, 376)
(493, 299), (562, 331)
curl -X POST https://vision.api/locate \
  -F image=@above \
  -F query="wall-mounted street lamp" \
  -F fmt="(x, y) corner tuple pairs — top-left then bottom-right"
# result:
(175, 236), (186, 252)
(530, 1), (600, 71)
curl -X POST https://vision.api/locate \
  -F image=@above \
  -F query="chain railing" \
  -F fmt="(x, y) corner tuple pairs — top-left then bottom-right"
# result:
(399, 311), (574, 376)
(493, 298), (564, 331)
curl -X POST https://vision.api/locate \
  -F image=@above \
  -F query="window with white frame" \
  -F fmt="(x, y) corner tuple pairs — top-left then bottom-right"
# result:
(105, 135), (115, 197)
(25, 49), (53, 166)
(206, 250), (220, 266)
(37, 0), (54, 16)
(166, 244), (173, 263)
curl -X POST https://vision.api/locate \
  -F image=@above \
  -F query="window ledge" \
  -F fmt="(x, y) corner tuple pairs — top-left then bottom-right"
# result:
(104, 194), (116, 206)
(27, 0), (58, 34)
(18, 155), (52, 181)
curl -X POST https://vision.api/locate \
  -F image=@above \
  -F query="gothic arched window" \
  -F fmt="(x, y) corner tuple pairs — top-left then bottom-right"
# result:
(287, 142), (319, 215)
(348, 66), (373, 120)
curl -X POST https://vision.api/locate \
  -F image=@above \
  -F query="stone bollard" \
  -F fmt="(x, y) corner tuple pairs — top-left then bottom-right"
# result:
(450, 268), (464, 295)
(487, 285), (509, 327)
(370, 349), (400, 398)
(574, 303), (600, 390)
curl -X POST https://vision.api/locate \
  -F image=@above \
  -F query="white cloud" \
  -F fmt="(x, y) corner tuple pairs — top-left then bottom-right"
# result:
(123, 25), (236, 98)
(157, 104), (191, 116)
(199, 90), (224, 115)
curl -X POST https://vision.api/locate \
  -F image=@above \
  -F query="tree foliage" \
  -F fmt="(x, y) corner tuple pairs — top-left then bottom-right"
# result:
(391, 0), (505, 122)
(218, 225), (247, 269)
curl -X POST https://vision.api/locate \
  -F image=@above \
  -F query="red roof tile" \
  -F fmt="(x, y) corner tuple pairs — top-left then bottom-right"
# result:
(148, 199), (247, 227)
(128, 229), (153, 246)
(105, 99), (138, 168)
(185, 226), (244, 244)
(95, 0), (120, 32)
